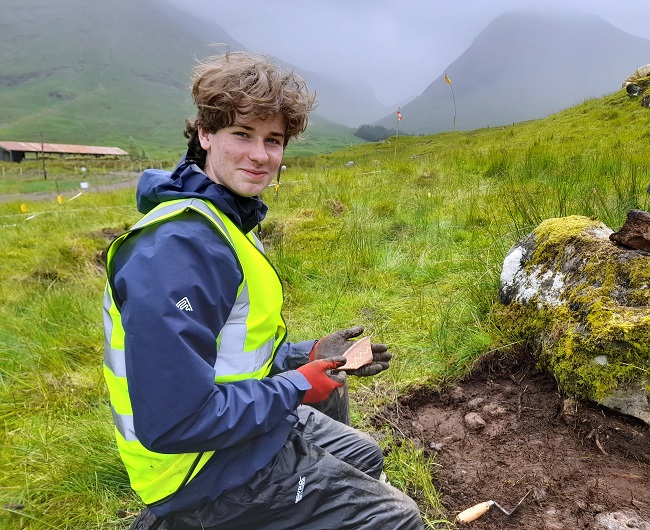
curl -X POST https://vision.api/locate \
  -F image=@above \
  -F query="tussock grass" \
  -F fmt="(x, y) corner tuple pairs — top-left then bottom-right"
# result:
(1, 89), (649, 528)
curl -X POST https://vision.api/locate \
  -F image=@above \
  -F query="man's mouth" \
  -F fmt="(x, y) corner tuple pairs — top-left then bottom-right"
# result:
(241, 169), (267, 178)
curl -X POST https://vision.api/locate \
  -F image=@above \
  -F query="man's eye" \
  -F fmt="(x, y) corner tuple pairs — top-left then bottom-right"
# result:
(234, 131), (249, 138)
(267, 138), (281, 145)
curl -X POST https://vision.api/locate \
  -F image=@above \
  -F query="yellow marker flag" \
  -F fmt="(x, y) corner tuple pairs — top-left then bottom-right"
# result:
(57, 195), (63, 205)
(445, 73), (452, 85)
(20, 203), (28, 213)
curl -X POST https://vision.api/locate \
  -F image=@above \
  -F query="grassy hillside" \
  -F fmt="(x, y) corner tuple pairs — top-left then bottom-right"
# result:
(286, 115), (365, 157)
(0, 88), (648, 529)
(0, 0), (362, 158)
(0, 0), (197, 153)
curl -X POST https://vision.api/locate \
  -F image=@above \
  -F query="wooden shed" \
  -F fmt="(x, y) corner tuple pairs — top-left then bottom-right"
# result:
(0, 141), (129, 163)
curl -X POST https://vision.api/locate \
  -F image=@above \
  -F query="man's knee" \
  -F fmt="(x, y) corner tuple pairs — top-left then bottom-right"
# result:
(354, 431), (384, 478)
(403, 494), (423, 526)
(383, 486), (423, 529)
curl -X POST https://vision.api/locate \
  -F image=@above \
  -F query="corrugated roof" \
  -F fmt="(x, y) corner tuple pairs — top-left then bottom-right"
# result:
(0, 141), (128, 156)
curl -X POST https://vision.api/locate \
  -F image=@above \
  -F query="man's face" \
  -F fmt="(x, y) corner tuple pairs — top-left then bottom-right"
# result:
(198, 113), (286, 198)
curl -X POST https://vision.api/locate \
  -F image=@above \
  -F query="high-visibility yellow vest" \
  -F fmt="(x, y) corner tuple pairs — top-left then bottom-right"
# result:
(102, 198), (286, 505)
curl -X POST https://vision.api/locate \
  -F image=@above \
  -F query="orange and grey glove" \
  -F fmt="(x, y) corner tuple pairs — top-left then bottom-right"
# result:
(297, 358), (346, 404)
(310, 326), (392, 377)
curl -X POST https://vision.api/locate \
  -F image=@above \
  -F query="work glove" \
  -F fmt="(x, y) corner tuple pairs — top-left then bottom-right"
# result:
(310, 326), (365, 361)
(310, 326), (392, 377)
(297, 358), (346, 404)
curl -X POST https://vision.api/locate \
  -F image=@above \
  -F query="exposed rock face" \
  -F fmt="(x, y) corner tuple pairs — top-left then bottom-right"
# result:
(495, 215), (650, 424)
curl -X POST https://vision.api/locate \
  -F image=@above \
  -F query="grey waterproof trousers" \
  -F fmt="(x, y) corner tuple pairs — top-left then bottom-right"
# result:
(168, 406), (423, 529)
(131, 386), (423, 529)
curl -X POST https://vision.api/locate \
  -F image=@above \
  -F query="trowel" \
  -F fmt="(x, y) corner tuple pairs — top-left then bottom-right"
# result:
(455, 491), (531, 524)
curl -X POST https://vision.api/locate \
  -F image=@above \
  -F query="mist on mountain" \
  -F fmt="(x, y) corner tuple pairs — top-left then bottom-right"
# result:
(374, 11), (650, 134)
(2, 2), (649, 151)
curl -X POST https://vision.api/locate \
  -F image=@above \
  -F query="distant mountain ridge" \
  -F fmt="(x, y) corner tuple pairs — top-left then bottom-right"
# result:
(4, 4), (650, 153)
(0, 0), (368, 155)
(0, 0), (231, 153)
(376, 11), (650, 134)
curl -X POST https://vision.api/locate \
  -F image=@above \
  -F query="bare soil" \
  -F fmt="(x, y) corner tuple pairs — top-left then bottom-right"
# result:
(384, 351), (650, 529)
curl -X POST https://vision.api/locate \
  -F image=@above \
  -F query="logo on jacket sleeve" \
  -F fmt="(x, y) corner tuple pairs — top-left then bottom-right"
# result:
(176, 297), (193, 311)
(295, 476), (306, 503)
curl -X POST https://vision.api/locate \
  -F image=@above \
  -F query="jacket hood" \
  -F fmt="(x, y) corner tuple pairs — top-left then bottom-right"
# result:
(136, 151), (268, 233)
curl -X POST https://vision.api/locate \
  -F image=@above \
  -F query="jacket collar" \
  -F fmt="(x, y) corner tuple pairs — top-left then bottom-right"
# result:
(136, 152), (268, 233)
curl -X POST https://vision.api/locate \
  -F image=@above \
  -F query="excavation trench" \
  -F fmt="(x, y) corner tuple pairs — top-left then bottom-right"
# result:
(382, 351), (650, 529)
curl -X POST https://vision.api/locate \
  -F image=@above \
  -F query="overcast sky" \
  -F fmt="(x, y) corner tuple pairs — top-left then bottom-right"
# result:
(169, 0), (650, 106)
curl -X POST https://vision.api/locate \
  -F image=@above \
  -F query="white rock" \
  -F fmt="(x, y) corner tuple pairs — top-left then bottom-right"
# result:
(594, 510), (650, 530)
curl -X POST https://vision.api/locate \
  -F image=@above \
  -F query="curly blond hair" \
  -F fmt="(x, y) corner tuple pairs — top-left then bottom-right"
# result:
(184, 51), (316, 165)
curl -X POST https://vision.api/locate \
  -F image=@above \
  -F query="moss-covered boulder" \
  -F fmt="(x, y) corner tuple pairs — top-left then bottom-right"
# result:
(494, 215), (650, 424)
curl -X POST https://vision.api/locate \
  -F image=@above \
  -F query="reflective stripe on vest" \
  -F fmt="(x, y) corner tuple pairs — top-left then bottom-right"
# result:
(103, 198), (286, 505)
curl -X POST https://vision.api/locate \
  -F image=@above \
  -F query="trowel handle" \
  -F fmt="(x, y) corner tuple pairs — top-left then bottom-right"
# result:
(455, 501), (492, 523)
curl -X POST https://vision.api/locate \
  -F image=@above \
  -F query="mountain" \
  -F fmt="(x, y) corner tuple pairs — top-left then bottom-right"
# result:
(0, 0), (364, 156)
(376, 11), (650, 134)
(295, 71), (391, 127)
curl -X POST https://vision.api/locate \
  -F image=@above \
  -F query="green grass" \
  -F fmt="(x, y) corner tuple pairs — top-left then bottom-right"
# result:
(0, 173), (133, 197)
(1, 88), (649, 528)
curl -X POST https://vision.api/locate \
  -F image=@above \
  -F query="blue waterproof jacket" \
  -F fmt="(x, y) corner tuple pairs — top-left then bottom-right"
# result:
(109, 154), (314, 515)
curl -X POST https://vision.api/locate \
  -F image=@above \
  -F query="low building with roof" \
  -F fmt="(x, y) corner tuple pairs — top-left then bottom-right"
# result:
(0, 141), (129, 163)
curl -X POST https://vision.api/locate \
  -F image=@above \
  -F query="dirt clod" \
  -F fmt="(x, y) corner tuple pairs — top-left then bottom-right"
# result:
(464, 412), (486, 431)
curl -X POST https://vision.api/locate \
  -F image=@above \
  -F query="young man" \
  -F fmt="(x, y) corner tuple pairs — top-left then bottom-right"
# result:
(103, 51), (423, 529)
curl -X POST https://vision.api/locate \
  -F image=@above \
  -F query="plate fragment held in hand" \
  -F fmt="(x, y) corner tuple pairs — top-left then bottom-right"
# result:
(338, 336), (373, 371)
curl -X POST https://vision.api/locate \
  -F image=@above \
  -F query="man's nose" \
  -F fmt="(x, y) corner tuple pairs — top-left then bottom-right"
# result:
(249, 139), (269, 163)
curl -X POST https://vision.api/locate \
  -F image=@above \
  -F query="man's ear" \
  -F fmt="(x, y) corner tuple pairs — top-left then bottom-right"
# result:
(197, 127), (211, 151)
